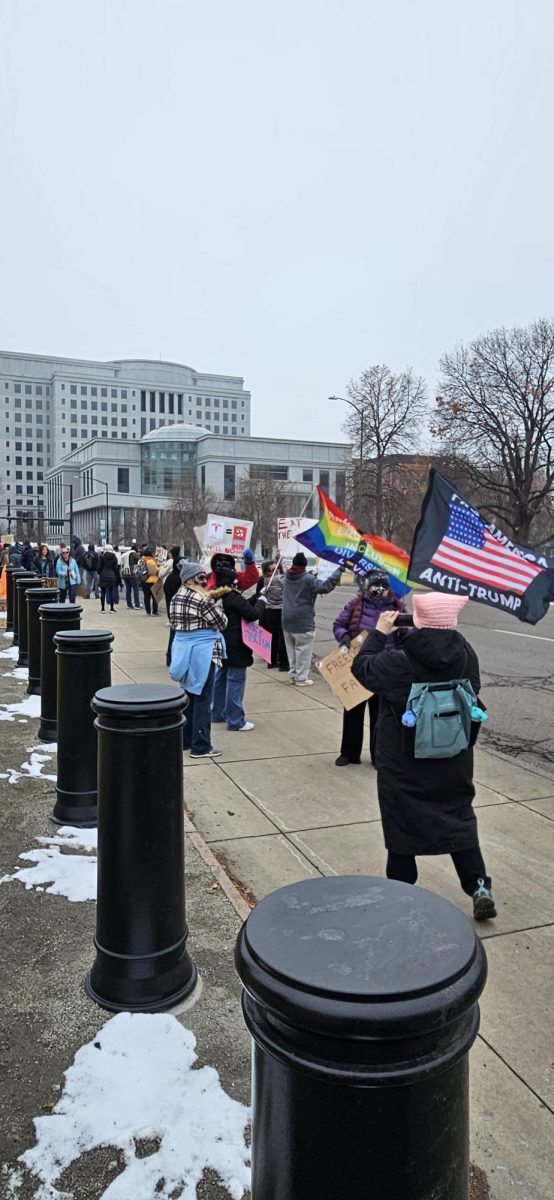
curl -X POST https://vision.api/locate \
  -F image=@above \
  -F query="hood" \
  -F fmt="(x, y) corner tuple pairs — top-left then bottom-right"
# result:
(210, 553), (235, 572)
(404, 628), (468, 674)
(286, 566), (306, 579)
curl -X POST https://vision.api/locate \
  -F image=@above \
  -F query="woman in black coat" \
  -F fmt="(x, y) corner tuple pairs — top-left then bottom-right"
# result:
(352, 592), (496, 922)
(212, 567), (267, 731)
(97, 546), (122, 614)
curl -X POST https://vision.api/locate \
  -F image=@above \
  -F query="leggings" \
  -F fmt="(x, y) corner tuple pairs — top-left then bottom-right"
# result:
(386, 846), (491, 896)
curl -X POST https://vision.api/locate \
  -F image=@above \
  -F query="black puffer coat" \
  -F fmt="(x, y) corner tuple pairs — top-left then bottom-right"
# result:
(352, 627), (481, 856)
(98, 552), (122, 589)
(221, 590), (266, 668)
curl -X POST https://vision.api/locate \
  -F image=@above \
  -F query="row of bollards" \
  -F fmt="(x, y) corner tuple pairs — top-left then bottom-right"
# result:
(2, 562), (487, 1199)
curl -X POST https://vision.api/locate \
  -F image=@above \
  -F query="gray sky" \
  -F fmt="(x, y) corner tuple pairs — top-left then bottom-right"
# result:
(1, 0), (553, 443)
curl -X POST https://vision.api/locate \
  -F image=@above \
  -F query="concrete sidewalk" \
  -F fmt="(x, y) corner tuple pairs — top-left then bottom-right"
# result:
(89, 598), (554, 1200)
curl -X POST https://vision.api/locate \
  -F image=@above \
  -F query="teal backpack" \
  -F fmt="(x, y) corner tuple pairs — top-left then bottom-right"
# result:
(400, 651), (478, 760)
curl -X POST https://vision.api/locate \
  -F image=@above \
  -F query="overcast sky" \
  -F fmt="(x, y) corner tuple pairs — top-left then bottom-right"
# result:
(1, 0), (553, 443)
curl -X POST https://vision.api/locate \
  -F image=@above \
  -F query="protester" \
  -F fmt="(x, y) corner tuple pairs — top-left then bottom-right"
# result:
(21, 540), (35, 570)
(163, 546), (185, 666)
(333, 571), (406, 767)
(83, 544), (100, 599)
(72, 537), (87, 573)
(136, 547), (160, 615)
(212, 567), (268, 731)
(120, 544), (141, 610)
(56, 546), (81, 603)
(8, 541), (23, 567)
(34, 543), (56, 579)
(256, 560), (289, 671)
(207, 547), (259, 592)
(169, 561), (228, 758)
(282, 552), (344, 686)
(351, 593), (496, 921)
(97, 544), (122, 614)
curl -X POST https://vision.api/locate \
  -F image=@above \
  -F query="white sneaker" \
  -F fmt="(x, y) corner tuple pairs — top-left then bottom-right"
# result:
(238, 721), (255, 732)
(296, 679), (313, 687)
(288, 677), (296, 685)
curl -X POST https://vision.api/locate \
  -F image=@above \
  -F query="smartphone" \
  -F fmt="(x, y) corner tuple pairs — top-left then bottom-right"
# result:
(395, 614), (414, 628)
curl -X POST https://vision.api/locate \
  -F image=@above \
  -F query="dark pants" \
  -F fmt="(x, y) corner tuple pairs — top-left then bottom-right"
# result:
(59, 584), (76, 604)
(261, 607), (289, 669)
(101, 585), (118, 611)
(340, 694), (379, 763)
(141, 582), (158, 614)
(166, 627), (175, 667)
(183, 662), (216, 755)
(386, 846), (491, 896)
(124, 577), (141, 608)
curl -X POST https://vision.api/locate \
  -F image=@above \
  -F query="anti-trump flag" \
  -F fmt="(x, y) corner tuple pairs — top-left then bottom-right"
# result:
(409, 470), (554, 624)
(296, 487), (411, 598)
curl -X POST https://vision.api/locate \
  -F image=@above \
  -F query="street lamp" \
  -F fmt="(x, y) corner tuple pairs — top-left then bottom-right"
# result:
(89, 477), (109, 545)
(329, 395), (365, 524)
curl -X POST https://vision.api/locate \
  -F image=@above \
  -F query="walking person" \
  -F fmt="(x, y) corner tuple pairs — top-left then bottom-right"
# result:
(351, 593), (496, 921)
(34, 543), (56, 580)
(136, 547), (160, 615)
(120, 545), (141, 610)
(82, 544), (100, 598)
(169, 561), (228, 759)
(257, 560), (289, 671)
(333, 571), (406, 767)
(97, 544), (122, 614)
(212, 567), (268, 731)
(282, 552), (344, 686)
(56, 546), (81, 603)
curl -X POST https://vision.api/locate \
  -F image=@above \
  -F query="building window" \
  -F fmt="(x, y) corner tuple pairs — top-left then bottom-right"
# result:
(91, 387), (97, 396)
(178, 395), (183, 415)
(141, 418), (146, 436)
(121, 389), (127, 399)
(319, 470), (330, 492)
(15, 384), (21, 393)
(36, 385), (42, 395)
(336, 471), (346, 508)
(101, 387), (107, 397)
(150, 391), (156, 411)
(101, 403), (107, 412)
(250, 464), (289, 481)
(168, 395), (174, 415)
(111, 388), (117, 398)
(81, 386), (87, 395)
(224, 464), (236, 501)
(303, 469), (313, 484)
(111, 403), (117, 412)
(141, 391), (146, 410)
(25, 384), (32, 394)
(70, 384), (77, 395)
(117, 468), (130, 494)
(159, 393), (165, 413)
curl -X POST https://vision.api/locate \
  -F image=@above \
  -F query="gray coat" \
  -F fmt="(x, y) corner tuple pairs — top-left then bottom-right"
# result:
(282, 567), (342, 633)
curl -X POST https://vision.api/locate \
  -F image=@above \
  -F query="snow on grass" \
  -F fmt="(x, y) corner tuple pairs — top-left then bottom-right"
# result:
(0, 748), (57, 785)
(0, 694), (41, 721)
(2, 666), (29, 681)
(0, 826), (97, 902)
(9, 1012), (251, 1200)
(0, 645), (19, 660)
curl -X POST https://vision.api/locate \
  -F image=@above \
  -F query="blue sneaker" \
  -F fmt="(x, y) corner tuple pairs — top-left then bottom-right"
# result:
(472, 879), (497, 921)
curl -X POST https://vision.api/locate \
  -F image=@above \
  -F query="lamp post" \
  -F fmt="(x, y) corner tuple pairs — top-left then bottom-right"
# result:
(90, 477), (109, 545)
(329, 395), (364, 525)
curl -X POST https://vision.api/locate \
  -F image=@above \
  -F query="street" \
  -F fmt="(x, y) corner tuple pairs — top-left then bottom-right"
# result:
(314, 587), (554, 778)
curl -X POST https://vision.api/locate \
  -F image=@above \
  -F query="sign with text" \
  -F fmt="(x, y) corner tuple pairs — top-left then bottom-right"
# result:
(204, 515), (253, 558)
(241, 619), (273, 664)
(316, 634), (372, 710)
(277, 516), (317, 567)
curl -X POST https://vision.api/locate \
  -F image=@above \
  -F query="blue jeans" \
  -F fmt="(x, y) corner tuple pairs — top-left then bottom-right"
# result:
(59, 584), (76, 603)
(84, 570), (99, 598)
(183, 662), (216, 755)
(124, 577), (141, 608)
(212, 664), (247, 730)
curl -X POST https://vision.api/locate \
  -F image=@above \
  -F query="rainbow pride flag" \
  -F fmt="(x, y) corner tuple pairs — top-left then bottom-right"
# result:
(296, 487), (411, 597)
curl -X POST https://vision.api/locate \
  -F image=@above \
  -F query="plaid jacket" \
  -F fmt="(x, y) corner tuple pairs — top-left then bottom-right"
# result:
(170, 585), (228, 665)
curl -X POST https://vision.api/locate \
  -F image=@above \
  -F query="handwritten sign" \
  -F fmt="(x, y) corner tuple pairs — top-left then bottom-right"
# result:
(316, 634), (372, 710)
(277, 516), (317, 567)
(241, 620), (273, 664)
(204, 515), (253, 558)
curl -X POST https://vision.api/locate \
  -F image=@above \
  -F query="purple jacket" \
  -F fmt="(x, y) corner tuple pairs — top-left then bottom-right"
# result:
(333, 593), (402, 650)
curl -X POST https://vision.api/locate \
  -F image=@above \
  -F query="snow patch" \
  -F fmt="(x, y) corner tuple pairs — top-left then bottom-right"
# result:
(0, 645), (19, 660)
(0, 694), (41, 721)
(0, 749), (57, 785)
(0, 826), (97, 902)
(2, 666), (29, 681)
(9, 1012), (250, 1200)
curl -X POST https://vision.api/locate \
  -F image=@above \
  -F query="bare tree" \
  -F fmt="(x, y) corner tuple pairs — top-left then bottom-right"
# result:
(235, 473), (297, 556)
(434, 318), (554, 544)
(343, 365), (428, 534)
(169, 478), (218, 556)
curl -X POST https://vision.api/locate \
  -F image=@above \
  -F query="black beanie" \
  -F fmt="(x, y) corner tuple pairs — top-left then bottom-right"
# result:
(292, 552), (307, 568)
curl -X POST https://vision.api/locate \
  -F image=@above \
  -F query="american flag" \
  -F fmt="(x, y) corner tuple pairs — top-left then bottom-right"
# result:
(431, 504), (542, 596)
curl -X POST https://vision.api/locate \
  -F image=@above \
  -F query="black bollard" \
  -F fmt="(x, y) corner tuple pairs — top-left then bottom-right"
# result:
(85, 684), (197, 1012)
(26, 588), (59, 695)
(16, 576), (40, 667)
(37, 602), (82, 741)
(5, 564), (19, 633)
(12, 571), (36, 647)
(236, 875), (487, 1200)
(52, 629), (113, 826)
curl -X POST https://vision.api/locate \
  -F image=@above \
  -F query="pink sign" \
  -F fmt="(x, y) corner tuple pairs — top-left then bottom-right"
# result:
(241, 620), (273, 664)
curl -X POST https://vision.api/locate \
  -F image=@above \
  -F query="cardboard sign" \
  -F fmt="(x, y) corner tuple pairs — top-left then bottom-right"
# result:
(277, 516), (317, 567)
(241, 619), (273, 664)
(316, 634), (372, 710)
(204, 515), (253, 558)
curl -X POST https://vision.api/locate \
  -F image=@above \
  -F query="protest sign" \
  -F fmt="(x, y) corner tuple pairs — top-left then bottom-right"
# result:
(241, 620), (272, 664)
(316, 633), (372, 710)
(204, 515), (253, 558)
(278, 517), (318, 568)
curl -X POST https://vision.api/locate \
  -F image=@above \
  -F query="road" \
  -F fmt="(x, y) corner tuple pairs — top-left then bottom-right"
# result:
(314, 587), (554, 779)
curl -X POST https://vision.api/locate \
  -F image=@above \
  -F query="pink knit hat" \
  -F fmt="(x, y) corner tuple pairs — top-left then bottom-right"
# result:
(412, 593), (468, 629)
